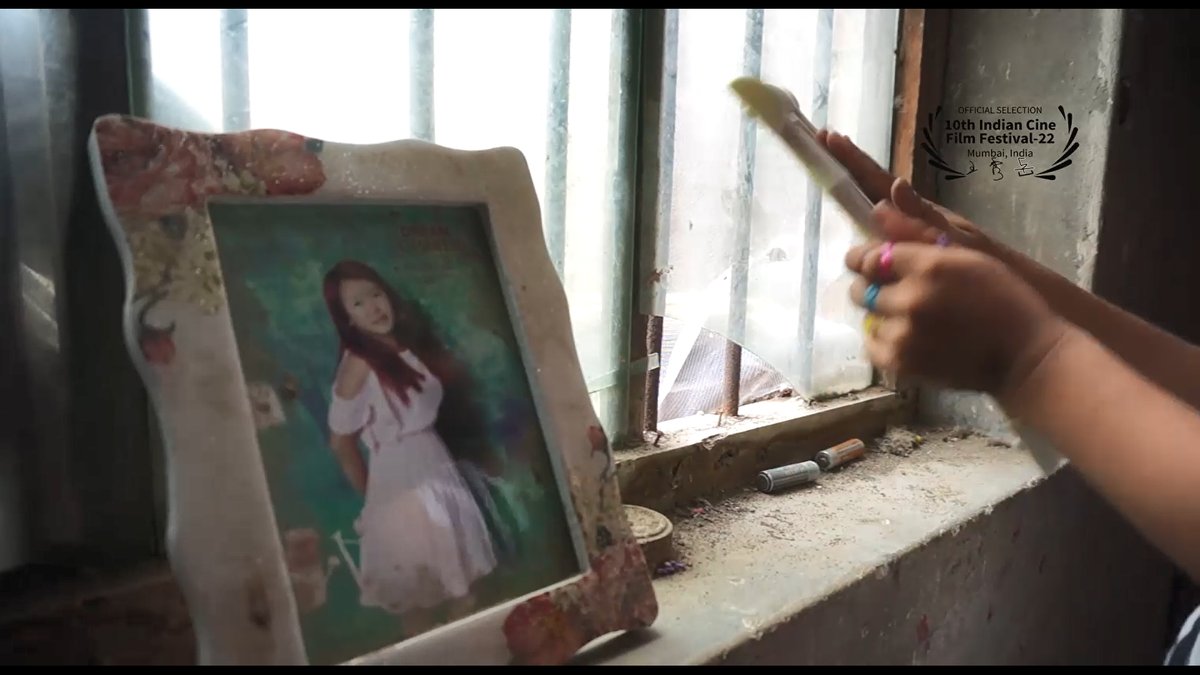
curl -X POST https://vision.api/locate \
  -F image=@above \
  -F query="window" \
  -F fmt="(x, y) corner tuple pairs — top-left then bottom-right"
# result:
(136, 8), (901, 443)
(0, 5), (912, 618)
(646, 9), (900, 429)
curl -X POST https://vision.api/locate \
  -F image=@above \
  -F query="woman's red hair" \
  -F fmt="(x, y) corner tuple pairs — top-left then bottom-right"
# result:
(323, 260), (428, 406)
(322, 259), (490, 467)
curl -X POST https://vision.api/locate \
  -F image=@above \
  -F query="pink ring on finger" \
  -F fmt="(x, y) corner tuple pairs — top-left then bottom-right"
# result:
(879, 241), (896, 281)
(935, 233), (951, 248)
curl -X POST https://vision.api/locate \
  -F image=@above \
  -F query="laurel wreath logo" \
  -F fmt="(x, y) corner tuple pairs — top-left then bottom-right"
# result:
(920, 104), (1080, 181)
(1033, 106), (1080, 181)
(921, 106), (970, 181)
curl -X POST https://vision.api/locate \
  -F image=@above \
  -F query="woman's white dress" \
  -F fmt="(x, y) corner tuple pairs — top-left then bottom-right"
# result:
(327, 348), (497, 613)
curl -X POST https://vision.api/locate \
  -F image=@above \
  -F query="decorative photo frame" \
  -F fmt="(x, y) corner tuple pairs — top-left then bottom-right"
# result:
(86, 115), (657, 666)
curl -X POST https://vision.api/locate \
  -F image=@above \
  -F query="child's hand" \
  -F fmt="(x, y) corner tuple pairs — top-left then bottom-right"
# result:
(817, 129), (989, 249)
(846, 232), (1070, 398)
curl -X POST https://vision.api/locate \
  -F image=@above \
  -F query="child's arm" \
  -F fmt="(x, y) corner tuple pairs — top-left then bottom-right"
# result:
(330, 433), (368, 495)
(988, 238), (1200, 414)
(846, 236), (1200, 585)
(999, 323), (1200, 584)
(822, 130), (1200, 412)
(329, 354), (371, 495)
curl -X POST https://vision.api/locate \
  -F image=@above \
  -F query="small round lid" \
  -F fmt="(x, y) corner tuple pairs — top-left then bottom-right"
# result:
(624, 504), (672, 542)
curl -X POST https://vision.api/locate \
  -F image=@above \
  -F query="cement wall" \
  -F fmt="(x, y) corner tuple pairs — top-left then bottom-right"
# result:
(719, 468), (1173, 666)
(918, 8), (1123, 436)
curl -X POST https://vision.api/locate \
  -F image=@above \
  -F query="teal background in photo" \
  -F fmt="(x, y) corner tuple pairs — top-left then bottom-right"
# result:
(209, 201), (580, 665)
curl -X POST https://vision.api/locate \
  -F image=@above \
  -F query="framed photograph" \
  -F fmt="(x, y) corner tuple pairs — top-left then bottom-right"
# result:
(86, 115), (658, 666)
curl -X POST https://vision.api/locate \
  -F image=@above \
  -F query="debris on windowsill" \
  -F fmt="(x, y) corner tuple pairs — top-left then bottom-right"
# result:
(581, 431), (1051, 667)
(941, 425), (1010, 447)
(870, 425), (1015, 458)
(674, 498), (713, 520)
(656, 431), (1033, 587)
(871, 426), (926, 457)
(804, 389), (861, 406)
(654, 560), (690, 577)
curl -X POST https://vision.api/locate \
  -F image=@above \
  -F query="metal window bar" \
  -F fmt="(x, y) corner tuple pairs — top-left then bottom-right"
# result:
(599, 9), (642, 440)
(638, 9), (897, 428)
(795, 8), (835, 396)
(410, 8), (435, 142)
(544, 9), (571, 279)
(637, 8), (678, 435)
(721, 9), (765, 418)
(858, 10), (900, 177)
(125, 9), (152, 122)
(0, 34), (25, 572)
(220, 9), (250, 131)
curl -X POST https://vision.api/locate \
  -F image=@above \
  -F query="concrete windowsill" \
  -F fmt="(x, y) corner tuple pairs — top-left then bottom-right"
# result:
(613, 388), (915, 517)
(576, 429), (1055, 665)
(2, 424), (1171, 666)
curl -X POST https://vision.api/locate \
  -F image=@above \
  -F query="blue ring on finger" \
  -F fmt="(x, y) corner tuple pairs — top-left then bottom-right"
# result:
(864, 283), (880, 313)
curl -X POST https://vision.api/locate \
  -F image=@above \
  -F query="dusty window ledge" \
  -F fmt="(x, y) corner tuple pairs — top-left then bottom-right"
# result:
(577, 428), (1056, 666)
(615, 387), (916, 514)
